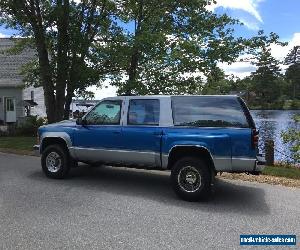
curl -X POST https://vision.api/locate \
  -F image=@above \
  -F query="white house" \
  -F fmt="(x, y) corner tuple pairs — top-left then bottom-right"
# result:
(0, 38), (46, 125)
(0, 38), (101, 127)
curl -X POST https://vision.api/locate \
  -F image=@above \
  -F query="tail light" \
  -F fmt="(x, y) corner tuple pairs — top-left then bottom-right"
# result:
(252, 129), (259, 149)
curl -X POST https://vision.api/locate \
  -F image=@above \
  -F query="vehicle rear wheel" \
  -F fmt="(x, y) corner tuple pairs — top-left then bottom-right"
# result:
(171, 157), (211, 201)
(41, 144), (71, 179)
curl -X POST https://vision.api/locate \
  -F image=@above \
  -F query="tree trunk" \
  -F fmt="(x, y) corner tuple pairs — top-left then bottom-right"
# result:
(64, 91), (74, 120)
(56, 0), (70, 121)
(126, 49), (140, 95)
(63, 54), (81, 120)
(124, 0), (144, 95)
(31, 18), (56, 123)
(64, 66), (76, 120)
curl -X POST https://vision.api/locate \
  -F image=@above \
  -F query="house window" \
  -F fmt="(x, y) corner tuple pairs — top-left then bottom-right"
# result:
(31, 90), (34, 101)
(6, 98), (15, 112)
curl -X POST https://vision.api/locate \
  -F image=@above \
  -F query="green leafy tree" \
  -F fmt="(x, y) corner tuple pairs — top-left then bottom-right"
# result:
(112, 0), (247, 95)
(0, 0), (120, 122)
(251, 47), (282, 104)
(284, 46), (300, 99)
(202, 66), (231, 94)
(247, 31), (287, 106)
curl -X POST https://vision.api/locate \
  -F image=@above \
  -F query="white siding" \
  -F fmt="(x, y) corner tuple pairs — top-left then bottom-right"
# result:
(23, 86), (46, 117)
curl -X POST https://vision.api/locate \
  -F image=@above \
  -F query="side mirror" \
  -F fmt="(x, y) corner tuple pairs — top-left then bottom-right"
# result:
(76, 118), (82, 125)
(76, 117), (87, 125)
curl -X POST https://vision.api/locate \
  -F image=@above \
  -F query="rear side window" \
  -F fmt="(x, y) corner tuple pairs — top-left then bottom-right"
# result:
(128, 99), (160, 125)
(172, 96), (249, 128)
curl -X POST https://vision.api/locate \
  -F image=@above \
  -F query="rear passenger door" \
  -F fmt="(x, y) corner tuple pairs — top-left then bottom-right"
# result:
(121, 98), (162, 167)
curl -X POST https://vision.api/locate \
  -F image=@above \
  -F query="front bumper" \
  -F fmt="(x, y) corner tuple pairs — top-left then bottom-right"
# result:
(33, 145), (40, 156)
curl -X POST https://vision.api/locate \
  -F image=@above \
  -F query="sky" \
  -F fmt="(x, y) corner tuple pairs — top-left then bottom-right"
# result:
(210, 0), (300, 79)
(1, 0), (300, 99)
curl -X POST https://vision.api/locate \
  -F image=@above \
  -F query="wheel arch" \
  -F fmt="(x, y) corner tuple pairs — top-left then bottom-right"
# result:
(40, 132), (72, 151)
(40, 137), (69, 153)
(167, 145), (216, 173)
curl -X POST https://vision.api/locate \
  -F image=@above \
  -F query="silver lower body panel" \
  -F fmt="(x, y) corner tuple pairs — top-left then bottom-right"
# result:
(71, 147), (160, 167)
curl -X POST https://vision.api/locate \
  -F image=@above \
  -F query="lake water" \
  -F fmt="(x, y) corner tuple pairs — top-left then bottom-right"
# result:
(251, 110), (300, 163)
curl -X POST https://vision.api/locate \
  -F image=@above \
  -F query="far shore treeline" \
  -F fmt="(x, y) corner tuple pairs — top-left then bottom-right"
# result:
(0, 1), (299, 123)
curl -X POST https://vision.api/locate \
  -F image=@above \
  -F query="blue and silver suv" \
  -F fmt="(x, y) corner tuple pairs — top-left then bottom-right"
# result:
(35, 95), (264, 201)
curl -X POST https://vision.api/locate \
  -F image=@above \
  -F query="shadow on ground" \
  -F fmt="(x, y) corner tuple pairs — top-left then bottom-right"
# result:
(29, 164), (270, 215)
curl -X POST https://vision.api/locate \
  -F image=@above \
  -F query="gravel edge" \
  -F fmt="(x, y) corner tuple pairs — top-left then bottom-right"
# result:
(219, 173), (300, 188)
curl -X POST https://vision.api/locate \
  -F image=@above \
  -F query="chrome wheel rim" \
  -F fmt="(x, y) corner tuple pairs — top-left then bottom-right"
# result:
(46, 152), (62, 173)
(178, 166), (201, 193)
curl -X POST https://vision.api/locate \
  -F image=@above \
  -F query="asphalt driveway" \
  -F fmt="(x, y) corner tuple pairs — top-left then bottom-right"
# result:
(0, 152), (299, 249)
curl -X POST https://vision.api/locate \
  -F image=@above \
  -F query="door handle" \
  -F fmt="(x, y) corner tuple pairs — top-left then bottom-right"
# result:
(153, 131), (163, 135)
(113, 131), (121, 134)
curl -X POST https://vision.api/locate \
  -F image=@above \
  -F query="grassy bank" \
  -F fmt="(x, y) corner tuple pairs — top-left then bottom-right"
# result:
(262, 164), (300, 180)
(220, 164), (300, 188)
(0, 136), (36, 155)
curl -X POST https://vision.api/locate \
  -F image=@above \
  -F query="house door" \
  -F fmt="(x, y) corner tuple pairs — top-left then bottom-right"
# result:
(5, 97), (16, 123)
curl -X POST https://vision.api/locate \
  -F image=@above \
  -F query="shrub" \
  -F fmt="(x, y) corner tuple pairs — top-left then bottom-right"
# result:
(16, 116), (46, 136)
(281, 115), (300, 163)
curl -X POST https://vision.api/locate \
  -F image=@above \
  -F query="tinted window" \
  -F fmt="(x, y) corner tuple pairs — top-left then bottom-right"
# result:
(85, 100), (121, 125)
(128, 99), (160, 125)
(172, 96), (249, 128)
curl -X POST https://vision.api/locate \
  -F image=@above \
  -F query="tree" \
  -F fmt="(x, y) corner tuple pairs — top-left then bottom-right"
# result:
(251, 47), (282, 104)
(0, 0), (120, 122)
(247, 31), (287, 105)
(202, 66), (229, 94)
(284, 46), (300, 99)
(111, 0), (247, 95)
(285, 46), (300, 65)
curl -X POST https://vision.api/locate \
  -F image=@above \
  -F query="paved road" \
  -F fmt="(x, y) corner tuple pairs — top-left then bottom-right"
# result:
(0, 152), (299, 250)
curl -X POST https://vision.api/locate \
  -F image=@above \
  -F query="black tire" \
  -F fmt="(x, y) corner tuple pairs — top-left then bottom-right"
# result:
(171, 157), (211, 201)
(41, 144), (71, 179)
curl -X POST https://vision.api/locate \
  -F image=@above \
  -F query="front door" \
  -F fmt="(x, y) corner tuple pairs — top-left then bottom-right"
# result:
(73, 99), (123, 163)
(5, 97), (16, 123)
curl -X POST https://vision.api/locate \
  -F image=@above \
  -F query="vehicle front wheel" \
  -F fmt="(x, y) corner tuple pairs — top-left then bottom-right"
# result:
(41, 144), (71, 179)
(171, 157), (211, 201)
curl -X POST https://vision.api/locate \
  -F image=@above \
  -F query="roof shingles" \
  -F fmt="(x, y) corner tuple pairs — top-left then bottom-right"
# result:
(0, 38), (36, 87)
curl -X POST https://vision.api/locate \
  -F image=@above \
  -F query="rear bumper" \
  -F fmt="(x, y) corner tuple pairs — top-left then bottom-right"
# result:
(33, 145), (40, 156)
(228, 154), (265, 175)
(250, 154), (265, 175)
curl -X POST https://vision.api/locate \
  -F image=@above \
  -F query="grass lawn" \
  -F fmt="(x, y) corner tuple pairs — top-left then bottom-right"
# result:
(262, 165), (300, 180)
(0, 136), (36, 151)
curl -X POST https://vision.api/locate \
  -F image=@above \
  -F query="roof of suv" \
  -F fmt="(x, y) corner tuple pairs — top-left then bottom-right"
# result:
(103, 95), (239, 100)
